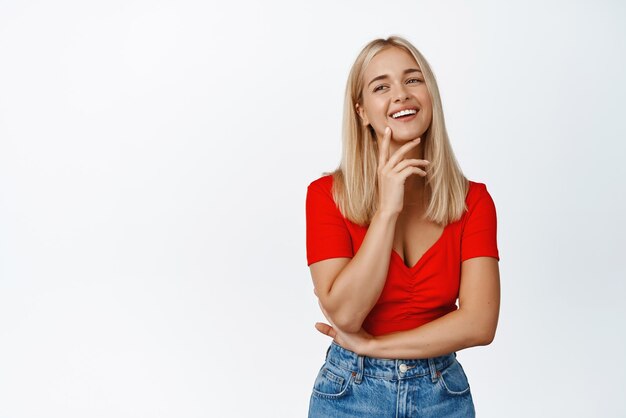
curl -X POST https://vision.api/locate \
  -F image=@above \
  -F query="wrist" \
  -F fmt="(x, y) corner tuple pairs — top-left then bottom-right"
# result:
(374, 209), (399, 222)
(360, 335), (379, 357)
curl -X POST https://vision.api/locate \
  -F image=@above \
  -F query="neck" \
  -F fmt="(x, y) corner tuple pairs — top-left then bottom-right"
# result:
(404, 176), (427, 205)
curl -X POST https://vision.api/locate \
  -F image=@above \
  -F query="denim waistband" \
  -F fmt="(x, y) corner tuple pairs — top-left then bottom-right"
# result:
(325, 341), (457, 383)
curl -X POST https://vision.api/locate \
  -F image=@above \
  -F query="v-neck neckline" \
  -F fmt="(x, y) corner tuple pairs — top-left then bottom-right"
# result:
(390, 225), (448, 273)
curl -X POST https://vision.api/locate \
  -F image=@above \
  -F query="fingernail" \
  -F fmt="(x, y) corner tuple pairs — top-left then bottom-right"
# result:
(385, 127), (390, 134)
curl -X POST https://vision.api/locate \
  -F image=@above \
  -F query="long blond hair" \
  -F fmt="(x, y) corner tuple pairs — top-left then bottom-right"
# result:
(323, 35), (469, 226)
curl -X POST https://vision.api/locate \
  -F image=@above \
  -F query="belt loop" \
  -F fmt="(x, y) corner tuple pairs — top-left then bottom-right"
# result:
(325, 344), (331, 360)
(353, 354), (364, 384)
(428, 357), (439, 383)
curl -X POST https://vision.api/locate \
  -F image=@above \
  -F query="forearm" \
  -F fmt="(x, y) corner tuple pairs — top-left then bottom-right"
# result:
(325, 209), (398, 332)
(361, 308), (493, 359)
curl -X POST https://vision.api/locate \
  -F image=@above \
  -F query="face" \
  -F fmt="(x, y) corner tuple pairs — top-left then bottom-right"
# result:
(356, 46), (433, 143)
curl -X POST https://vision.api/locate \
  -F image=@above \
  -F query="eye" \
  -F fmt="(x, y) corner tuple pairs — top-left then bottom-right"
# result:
(407, 78), (422, 84)
(373, 85), (387, 92)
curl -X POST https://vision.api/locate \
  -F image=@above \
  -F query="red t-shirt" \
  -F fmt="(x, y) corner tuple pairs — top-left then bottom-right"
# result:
(305, 174), (499, 336)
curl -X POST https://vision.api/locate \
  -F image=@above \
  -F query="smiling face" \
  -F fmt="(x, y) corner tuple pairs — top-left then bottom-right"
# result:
(356, 46), (433, 143)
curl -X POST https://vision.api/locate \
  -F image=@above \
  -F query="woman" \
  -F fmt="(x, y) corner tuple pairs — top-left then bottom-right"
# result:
(305, 35), (500, 417)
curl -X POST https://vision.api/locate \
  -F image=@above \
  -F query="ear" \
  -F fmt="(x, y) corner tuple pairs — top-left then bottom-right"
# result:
(355, 103), (369, 126)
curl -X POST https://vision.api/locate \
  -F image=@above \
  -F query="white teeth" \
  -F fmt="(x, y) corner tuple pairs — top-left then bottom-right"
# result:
(392, 109), (417, 118)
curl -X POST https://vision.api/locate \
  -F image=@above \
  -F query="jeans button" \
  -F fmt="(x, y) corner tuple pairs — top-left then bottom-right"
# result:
(399, 363), (408, 373)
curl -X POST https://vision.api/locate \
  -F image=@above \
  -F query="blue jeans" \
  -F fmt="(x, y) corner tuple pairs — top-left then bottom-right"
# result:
(308, 341), (475, 417)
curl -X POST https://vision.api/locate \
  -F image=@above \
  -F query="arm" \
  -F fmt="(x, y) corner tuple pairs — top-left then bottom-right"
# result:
(310, 208), (399, 333)
(308, 131), (429, 334)
(360, 256), (500, 359)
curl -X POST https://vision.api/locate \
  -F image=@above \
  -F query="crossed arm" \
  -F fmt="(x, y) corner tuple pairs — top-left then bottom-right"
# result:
(315, 256), (500, 359)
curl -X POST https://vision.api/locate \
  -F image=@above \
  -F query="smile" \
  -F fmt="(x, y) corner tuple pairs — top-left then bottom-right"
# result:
(391, 109), (417, 118)
(390, 110), (419, 122)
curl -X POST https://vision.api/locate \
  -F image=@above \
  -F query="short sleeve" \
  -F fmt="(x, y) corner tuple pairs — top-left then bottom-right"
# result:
(461, 184), (500, 262)
(305, 180), (354, 266)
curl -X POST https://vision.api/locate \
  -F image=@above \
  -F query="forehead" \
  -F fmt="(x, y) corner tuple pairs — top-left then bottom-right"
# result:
(364, 47), (419, 78)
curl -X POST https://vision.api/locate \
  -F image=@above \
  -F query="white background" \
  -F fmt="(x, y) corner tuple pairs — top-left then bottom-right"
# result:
(1, 1), (625, 417)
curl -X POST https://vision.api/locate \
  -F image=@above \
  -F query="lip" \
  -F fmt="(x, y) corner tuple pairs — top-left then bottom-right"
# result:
(390, 111), (418, 123)
(388, 106), (419, 118)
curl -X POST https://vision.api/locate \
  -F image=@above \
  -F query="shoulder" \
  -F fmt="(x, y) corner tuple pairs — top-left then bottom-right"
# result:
(465, 180), (496, 212)
(466, 180), (493, 201)
(306, 174), (347, 221)
(307, 173), (334, 195)
(465, 180), (496, 216)
(306, 173), (348, 220)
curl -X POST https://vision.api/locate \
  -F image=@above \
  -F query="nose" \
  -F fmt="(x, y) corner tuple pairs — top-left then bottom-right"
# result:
(393, 84), (410, 102)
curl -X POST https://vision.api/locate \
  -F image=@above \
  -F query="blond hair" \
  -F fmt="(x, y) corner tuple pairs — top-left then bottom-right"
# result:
(322, 35), (469, 226)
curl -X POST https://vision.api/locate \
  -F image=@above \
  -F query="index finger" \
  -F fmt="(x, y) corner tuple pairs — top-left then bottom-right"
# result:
(378, 126), (391, 168)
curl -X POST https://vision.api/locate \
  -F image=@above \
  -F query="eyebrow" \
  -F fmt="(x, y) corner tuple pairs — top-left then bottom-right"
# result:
(367, 68), (422, 88)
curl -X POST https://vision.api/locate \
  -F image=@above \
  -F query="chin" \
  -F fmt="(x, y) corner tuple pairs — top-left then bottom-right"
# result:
(394, 129), (426, 141)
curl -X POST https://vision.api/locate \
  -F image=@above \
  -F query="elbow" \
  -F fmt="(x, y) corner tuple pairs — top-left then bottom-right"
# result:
(318, 294), (364, 334)
(328, 305), (363, 333)
(464, 309), (497, 346)
(334, 315), (362, 334)
(317, 300), (361, 334)
(330, 309), (364, 334)
(465, 315), (496, 346)
(476, 328), (496, 346)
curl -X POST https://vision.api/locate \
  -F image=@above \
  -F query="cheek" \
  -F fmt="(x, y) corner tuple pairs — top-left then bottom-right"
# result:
(373, 104), (390, 121)
(423, 107), (433, 125)
(423, 103), (433, 117)
(420, 97), (433, 119)
(364, 98), (386, 116)
(416, 87), (432, 106)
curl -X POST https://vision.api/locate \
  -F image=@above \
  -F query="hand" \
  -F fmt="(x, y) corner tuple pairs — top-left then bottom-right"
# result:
(315, 299), (374, 355)
(377, 126), (430, 215)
